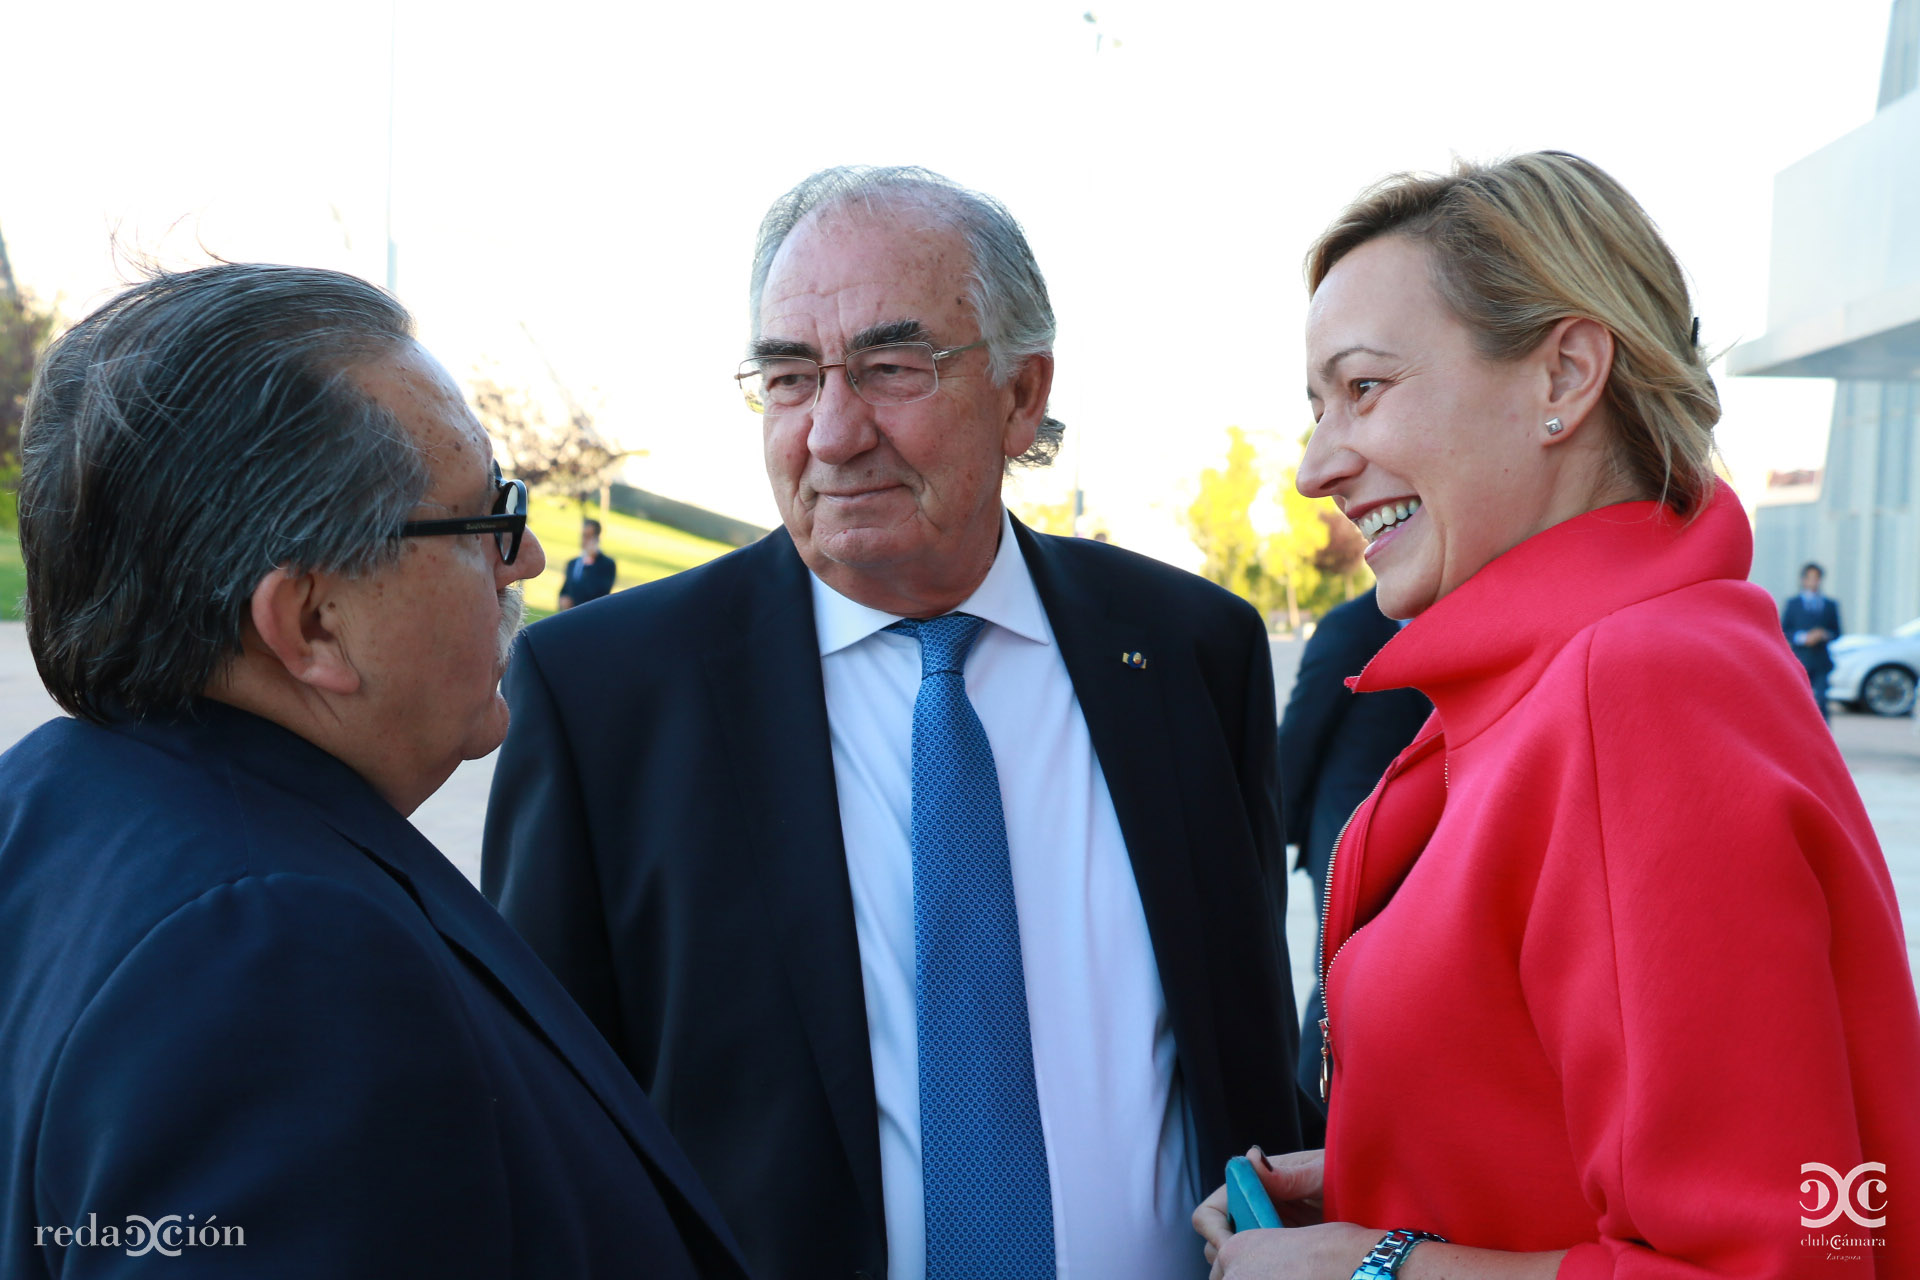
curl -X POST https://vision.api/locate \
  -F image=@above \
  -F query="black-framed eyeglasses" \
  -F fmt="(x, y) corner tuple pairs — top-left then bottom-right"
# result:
(399, 475), (529, 565)
(734, 339), (987, 415)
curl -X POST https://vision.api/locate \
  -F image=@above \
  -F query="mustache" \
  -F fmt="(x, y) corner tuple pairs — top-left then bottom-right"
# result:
(496, 582), (527, 665)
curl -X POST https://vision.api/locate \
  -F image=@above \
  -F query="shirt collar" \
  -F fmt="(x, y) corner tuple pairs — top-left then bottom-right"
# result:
(106, 698), (423, 855)
(810, 507), (1052, 657)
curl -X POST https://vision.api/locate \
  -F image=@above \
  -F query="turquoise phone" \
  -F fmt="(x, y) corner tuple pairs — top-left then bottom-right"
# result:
(1225, 1155), (1283, 1231)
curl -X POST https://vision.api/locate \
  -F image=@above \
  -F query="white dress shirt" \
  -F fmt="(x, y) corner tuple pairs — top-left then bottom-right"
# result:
(811, 508), (1203, 1280)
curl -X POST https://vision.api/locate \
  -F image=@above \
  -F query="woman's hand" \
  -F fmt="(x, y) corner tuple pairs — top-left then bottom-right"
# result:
(1207, 1221), (1382, 1280)
(1192, 1150), (1375, 1280)
(1194, 1146), (1569, 1278)
(1192, 1146), (1328, 1264)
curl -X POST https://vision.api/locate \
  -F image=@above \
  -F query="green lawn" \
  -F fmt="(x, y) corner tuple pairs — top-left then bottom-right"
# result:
(0, 500), (736, 625)
(523, 494), (733, 620)
(0, 530), (22, 622)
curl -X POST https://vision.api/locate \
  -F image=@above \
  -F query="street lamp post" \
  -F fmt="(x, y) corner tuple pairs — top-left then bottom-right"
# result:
(1072, 12), (1115, 536)
(384, 0), (398, 295)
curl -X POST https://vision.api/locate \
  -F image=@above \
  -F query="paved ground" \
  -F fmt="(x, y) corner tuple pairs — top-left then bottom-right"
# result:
(0, 625), (59, 753)
(1, 623), (1913, 1011)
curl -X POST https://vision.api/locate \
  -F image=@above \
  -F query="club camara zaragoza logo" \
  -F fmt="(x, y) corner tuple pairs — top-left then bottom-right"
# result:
(1801, 1162), (1887, 1230)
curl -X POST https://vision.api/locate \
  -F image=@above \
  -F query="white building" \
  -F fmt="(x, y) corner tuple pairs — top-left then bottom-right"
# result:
(1730, 0), (1920, 635)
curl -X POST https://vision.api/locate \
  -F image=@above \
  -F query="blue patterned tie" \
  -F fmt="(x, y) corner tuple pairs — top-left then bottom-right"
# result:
(888, 613), (1055, 1280)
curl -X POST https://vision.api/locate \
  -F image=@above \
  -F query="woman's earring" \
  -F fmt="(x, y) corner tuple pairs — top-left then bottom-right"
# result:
(1544, 417), (1565, 436)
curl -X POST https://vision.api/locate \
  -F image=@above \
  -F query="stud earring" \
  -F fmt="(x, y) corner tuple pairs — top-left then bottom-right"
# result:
(1544, 417), (1565, 436)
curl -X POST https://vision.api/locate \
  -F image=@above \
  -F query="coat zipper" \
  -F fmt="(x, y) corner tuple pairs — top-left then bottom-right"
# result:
(1317, 750), (1448, 1102)
(1316, 798), (1366, 1101)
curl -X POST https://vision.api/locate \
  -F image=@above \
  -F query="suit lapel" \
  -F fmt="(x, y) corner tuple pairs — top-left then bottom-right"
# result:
(699, 532), (888, 1247)
(1013, 522), (1233, 1155)
(327, 792), (751, 1275)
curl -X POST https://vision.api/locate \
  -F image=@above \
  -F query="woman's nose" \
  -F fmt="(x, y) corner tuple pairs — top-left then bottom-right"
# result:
(1296, 423), (1359, 500)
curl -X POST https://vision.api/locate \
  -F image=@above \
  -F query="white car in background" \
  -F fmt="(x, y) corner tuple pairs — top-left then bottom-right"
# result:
(1828, 617), (1920, 717)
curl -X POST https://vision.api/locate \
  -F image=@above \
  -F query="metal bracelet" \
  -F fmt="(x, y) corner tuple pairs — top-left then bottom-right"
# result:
(1349, 1228), (1446, 1279)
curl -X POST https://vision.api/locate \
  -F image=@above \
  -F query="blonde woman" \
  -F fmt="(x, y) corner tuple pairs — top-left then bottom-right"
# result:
(1195, 152), (1920, 1279)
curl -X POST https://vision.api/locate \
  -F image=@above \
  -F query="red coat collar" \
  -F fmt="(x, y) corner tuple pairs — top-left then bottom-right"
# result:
(1350, 483), (1753, 746)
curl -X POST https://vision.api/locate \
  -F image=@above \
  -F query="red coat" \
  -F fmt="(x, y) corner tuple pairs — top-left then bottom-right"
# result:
(1319, 486), (1920, 1277)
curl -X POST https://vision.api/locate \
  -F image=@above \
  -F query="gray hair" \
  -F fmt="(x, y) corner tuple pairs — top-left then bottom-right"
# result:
(19, 262), (429, 724)
(749, 165), (1064, 468)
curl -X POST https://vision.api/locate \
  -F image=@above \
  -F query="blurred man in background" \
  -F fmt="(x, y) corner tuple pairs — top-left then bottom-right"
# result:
(1783, 561), (1842, 721)
(558, 518), (617, 609)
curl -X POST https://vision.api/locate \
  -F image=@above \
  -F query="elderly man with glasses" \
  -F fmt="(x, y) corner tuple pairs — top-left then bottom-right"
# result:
(484, 166), (1315, 1280)
(0, 264), (747, 1279)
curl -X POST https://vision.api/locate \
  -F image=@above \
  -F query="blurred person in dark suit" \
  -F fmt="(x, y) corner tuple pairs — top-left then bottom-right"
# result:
(558, 518), (617, 609)
(0, 264), (746, 1279)
(485, 166), (1312, 1280)
(1276, 588), (1430, 1097)
(1782, 561), (1842, 720)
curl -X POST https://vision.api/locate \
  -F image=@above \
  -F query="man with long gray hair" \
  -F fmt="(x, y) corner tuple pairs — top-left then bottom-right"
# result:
(0, 264), (746, 1278)
(486, 167), (1312, 1279)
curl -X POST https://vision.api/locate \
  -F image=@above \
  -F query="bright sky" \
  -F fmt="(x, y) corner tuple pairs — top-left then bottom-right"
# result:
(4, 0), (1893, 568)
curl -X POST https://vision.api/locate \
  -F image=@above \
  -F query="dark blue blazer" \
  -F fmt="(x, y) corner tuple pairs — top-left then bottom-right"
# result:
(483, 520), (1311, 1280)
(1782, 592), (1842, 681)
(1277, 589), (1432, 885)
(1275, 589), (1431, 1097)
(0, 702), (747, 1279)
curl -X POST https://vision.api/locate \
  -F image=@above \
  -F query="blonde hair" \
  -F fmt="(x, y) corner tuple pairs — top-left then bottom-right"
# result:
(1306, 151), (1719, 515)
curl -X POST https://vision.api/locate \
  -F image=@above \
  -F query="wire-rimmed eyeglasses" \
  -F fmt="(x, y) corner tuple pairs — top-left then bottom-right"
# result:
(398, 474), (529, 565)
(734, 339), (987, 415)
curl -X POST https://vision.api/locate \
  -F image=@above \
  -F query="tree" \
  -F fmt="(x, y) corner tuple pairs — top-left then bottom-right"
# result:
(1267, 467), (1330, 628)
(2, 291), (59, 469)
(1184, 426), (1371, 628)
(1013, 498), (1076, 536)
(469, 371), (630, 507)
(1184, 426), (1272, 609)
(0, 289), (61, 531)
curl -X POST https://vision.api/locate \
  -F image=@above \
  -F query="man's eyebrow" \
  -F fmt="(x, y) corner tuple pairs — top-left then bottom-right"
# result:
(749, 319), (930, 362)
(750, 337), (819, 360)
(850, 319), (929, 351)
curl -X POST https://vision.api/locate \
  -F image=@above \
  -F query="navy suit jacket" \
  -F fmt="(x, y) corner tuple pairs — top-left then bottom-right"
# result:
(1782, 592), (1842, 680)
(1277, 590), (1433, 886)
(1275, 589), (1431, 1097)
(0, 702), (747, 1279)
(483, 520), (1311, 1280)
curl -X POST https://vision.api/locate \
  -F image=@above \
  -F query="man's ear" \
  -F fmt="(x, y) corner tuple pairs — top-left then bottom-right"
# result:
(1538, 316), (1614, 443)
(1000, 352), (1054, 460)
(246, 567), (362, 696)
